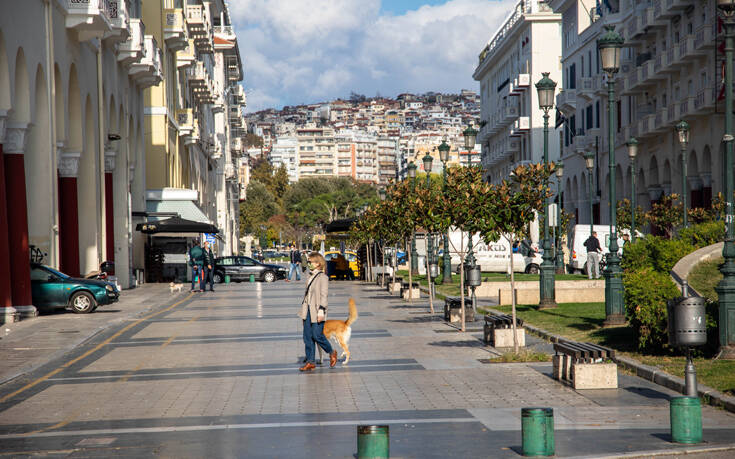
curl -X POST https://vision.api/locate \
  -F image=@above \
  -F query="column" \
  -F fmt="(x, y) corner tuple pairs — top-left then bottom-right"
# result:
(104, 150), (115, 263)
(58, 151), (81, 277)
(3, 122), (36, 318)
(0, 112), (18, 323)
(701, 173), (712, 208)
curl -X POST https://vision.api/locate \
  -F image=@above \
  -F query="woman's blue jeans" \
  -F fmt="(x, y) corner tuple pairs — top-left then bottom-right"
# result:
(303, 309), (333, 363)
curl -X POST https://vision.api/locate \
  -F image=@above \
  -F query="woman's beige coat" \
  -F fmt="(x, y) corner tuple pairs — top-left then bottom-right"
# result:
(299, 269), (328, 323)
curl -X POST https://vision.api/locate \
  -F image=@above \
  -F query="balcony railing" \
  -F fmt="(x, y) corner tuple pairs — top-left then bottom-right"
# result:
(693, 87), (716, 114)
(63, 0), (112, 41)
(117, 18), (144, 66)
(679, 96), (695, 119)
(556, 89), (576, 114)
(104, 0), (130, 43)
(176, 108), (193, 135)
(694, 23), (717, 50)
(129, 35), (163, 89)
(176, 39), (196, 68)
(164, 8), (188, 51)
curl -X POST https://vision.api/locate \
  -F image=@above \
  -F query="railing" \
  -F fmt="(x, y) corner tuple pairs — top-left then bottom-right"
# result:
(478, 0), (538, 65)
(213, 25), (234, 36)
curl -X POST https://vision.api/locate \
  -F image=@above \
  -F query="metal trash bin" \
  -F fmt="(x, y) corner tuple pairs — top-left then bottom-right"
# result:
(667, 296), (707, 347)
(467, 265), (482, 287)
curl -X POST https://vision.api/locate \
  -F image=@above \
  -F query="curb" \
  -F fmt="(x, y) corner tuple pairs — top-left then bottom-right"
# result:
(481, 305), (735, 414)
(566, 443), (735, 459)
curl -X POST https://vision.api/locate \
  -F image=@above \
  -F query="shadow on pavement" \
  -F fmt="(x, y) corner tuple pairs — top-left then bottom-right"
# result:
(428, 340), (484, 348)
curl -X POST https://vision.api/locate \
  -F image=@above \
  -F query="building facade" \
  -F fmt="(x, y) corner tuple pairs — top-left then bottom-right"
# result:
(549, 0), (722, 228)
(473, 0), (562, 183)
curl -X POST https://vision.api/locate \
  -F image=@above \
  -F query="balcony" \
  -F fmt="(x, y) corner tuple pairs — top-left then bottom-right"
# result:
(637, 114), (656, 138)
(176, 108), (193, 136)
(188, 61), (207, 87)
(63, 0), (112, 41)
(186, 4), (214, 54)
(556, 89), (576, 115)
(117, 18), (144, 66)
(679, 96), (695, 119)
(176, 40), (196, 68)
(232, 85), (246, 104)
(184, 118), (200, 145)
(164, 8), (188, 51)
(694, 23), (717, 51)
(510, 116), (530, 136)
(578, 76), (600, 101)
(231, 137), (243, 153)
(225, 163), (237, 181)
(678, 35), (704, 62)
(103, 0), (130, 43)
(693, 87), (716, 114)
(509, 73), (530, 95)
(653, 0), (687, 20)
(507, 138), (520, 153)
(500, 104), (519, 127)
(129, 35), (163, 89)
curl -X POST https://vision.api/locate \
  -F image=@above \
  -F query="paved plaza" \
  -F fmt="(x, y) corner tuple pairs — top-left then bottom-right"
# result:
(1, 280), (735, 458)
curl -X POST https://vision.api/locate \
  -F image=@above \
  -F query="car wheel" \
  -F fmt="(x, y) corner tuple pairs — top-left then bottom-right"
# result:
(263, 271), (276, 283)
(525, 264), (540, 274)
(213, 272), (223, 284)
(70, 291), (96, 314)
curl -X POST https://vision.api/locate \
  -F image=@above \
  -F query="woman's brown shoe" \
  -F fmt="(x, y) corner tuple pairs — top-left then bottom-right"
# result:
(329, 351), (338, 368)
(299, 362), (316, 372)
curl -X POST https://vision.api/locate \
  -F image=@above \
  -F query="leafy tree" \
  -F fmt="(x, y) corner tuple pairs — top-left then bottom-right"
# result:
(645, 193), (682, 239)
(250, 155), (274, 190)
(244, 133), (263, 148)
(239, 180), (282, 235)
(272, 164), (290, 199)
(616, 198), (646, 234)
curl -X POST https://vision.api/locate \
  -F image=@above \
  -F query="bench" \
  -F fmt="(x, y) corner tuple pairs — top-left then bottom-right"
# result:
(444, 297), (475, 323)
(483, 314), (524, 347)
(553, 341), (618, 389)
(387, 276), (403, 294)
(401, 281), (420, 300)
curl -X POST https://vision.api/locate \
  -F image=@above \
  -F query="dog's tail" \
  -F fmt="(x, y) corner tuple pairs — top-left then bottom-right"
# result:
(345, 298), (358, 326)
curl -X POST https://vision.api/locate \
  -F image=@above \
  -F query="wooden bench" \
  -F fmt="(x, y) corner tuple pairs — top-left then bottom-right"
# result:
(553, 341), (618, 389)
(401, 281), (420, 300)
(444, 297), (475, 323)
(387, 276), (403, 294)
(483, 314), (524, 347)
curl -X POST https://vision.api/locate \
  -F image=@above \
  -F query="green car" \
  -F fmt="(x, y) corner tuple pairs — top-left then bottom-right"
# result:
(30, 263), (120, 314)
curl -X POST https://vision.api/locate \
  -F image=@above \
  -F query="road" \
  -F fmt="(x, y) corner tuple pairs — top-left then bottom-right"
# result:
(0, 280), (734, 458)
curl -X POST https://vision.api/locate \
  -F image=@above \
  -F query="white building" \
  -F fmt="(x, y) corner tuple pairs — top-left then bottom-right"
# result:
(270, 136), (298, 182)
(549, 0), (721, 228)
(473, 0), (562, 183)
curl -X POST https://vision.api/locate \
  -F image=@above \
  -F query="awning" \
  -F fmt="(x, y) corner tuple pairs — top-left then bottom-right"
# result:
(136, 216), (219, 235)
(324, 218), (356, 234)
(146, 199), (211, 223)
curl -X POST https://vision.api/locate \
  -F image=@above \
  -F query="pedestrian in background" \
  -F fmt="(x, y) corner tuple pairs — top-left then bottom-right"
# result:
(298, 252), (336, 372)
(201, 241), (215, 292)
(287, 244), (302, 282)
(188, 240), (204, 292)
(584, 231), (602, 280)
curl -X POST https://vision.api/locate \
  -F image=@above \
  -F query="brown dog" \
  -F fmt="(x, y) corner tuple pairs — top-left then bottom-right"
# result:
(320, 298), (358, 364)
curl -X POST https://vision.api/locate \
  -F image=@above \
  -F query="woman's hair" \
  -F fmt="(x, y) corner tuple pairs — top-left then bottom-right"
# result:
(308, 252), (326, 271)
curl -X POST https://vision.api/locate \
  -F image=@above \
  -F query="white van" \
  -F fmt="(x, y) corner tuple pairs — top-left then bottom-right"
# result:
(444, 231), (543, 274)
(568, 224), (635, 274)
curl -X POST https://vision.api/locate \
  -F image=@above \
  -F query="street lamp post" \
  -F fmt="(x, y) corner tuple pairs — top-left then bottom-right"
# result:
(555, 160), (565, 274)
(535, 72), (558, 309)
(585, 151), (595, 234)
(438, 140), (452, 284)
(407, 162), (418, 275)
(716, 0), (735, 359)
(598, 24), (626, 326)
(627, 138), (638, 242)
(423, 152), (434, 297)
(462, 125), (479, 312)
(676, 120), (690, 228)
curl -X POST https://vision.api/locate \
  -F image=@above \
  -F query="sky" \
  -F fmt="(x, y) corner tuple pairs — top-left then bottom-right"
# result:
(226, 0), (518, 112)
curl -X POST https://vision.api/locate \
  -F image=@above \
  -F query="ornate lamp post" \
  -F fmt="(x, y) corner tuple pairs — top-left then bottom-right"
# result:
(716, 0), (735, 358)
(584, 151), (595, 234)
(422, 151), (434, 292)
(598, 24), (625, 326)
(407, 161), (419, 275)
(438, 139), (452, 284)
(555, 160), (565, 274)
(535, 72), (558, 309)
(462, 125), (480, 312)
(627, 138), (638, 242)
(676, 120), (690, 228)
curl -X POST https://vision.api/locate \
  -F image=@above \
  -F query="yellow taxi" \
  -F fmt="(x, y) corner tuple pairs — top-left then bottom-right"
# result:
(324, 250), (359, 279)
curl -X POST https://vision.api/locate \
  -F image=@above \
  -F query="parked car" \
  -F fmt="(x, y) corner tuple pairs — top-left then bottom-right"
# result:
(213, 256), (288, 283)
(324, 251), (359, 278)
(445, 231), (543, 274)
(30, 263), (119, 314)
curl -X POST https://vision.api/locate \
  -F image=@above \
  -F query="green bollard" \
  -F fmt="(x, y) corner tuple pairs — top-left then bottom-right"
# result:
(357, 425), (389, 459)
(224, 275), (231, 284)
(521, 407), (554, 457)
(670, 396), (702, 444)
(249, 274), (255, 283)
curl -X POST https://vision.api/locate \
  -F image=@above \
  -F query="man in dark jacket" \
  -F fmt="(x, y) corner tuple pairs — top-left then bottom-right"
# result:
(287, 244), (302, 281)
(584, 231), (602, 279)
(189, 240), (204, 292)
(201, 241), (215, 291)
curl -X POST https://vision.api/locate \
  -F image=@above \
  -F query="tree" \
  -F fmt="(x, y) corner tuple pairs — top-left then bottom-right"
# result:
(616, 198), (646, 234)
(250, 156), (274, 190)
(272, 164), (290, 200)
(244, 133), (263, 148)
(239, 180), (282, 236)
(645, 193), (682, 239)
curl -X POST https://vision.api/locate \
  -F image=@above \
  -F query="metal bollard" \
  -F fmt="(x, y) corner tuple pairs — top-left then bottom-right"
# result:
(670, 396), (702, 444)
(249, 274), (255, 283)
(225, 275), (231, 284)
(521, 407), (554, 457)
(357, 425), (389, 459)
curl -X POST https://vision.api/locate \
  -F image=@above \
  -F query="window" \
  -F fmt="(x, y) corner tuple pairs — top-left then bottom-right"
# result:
(595, 101), (600, 128)
(219, 257), (234, 266)
(569, 63), (576, 89)
(586, 106), (593, 131)
(581, 56), (585, 78)
(31, 268), (52, 281)
(238, 257), (256, 266)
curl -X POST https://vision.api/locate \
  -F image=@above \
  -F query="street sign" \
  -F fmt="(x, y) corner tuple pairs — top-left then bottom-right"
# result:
(204, 233), (216, 244)
(548, 203), (558, 227)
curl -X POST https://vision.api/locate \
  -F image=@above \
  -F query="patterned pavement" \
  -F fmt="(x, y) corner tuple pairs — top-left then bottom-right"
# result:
(0, 280), (734, 458)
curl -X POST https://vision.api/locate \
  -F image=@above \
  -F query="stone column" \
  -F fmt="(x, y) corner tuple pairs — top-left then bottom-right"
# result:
(104, 149), (115, 263)
(689, 176), (703, 210)
(701, 173), (712, 208)
(58, 150), (81, 277)
(0, 110), (18, 323)
(3, 122), (36, 319)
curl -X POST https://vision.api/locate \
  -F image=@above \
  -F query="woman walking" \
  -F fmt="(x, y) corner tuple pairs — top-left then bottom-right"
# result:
(299, 252), (337, 371)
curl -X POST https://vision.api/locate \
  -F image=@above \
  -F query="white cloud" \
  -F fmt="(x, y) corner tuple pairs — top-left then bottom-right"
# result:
(228, 0), (517, 111)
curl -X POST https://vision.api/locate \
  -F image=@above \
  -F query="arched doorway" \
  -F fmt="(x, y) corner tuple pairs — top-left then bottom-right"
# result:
(78, 95), (100, 276)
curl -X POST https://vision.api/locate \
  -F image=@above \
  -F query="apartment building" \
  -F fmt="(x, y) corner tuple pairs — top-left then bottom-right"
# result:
(377, 137), (399, 185)
(270, 136), (298, 182)
(297, 126), (336, 178)
(550, 0), (721, 227)
(473, 0), (562, 183)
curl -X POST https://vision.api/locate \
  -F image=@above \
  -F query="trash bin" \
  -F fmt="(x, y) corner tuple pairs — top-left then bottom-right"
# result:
(467, 265), (482, 287)
(668, 297), (707, 347)
(357, 425), (389, 459)
(225, 274), (231, 284)
(670, 396), (702, 444)
(249, 274), (255, 283)
(521, 407), (554, 456)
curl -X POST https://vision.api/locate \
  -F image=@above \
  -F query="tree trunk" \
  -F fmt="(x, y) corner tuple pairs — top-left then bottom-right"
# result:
(381, 243), (386, 288)
(509, 235), (519, 354)
(366, 241), (372, 282)
(408, 236), (413, 303)
(459, 233), (466, 332)
(426, 239), (434, 314)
